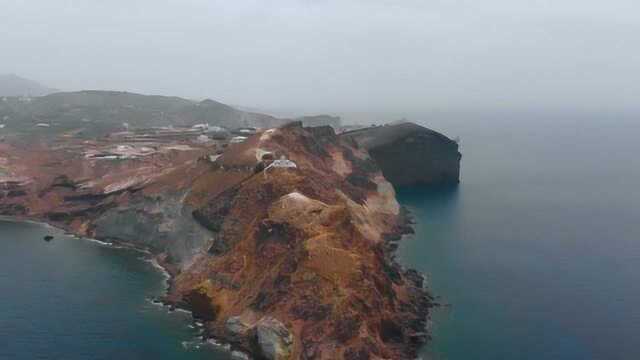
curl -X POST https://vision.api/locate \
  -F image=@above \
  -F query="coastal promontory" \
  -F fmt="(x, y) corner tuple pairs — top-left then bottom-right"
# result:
(341, 122), (461, 187)
(0, 92), (460, 358)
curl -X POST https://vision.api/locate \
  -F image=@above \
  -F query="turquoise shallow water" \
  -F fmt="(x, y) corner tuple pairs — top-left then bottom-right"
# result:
(396, 112), (640, 360)
(0, 220), (232, 360)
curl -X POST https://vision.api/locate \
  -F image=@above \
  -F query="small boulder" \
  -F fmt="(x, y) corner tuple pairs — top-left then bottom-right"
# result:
(226, 316), (252, 335)
(256, 317), (293, 360)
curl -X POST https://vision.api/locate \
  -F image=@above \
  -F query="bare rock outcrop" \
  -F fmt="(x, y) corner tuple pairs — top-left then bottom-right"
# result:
(256, 317), (294, 360)
(341, 122), (461, 187)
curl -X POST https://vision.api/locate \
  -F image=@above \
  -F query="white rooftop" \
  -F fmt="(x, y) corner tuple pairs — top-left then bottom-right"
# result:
(264, 156), (297, 174)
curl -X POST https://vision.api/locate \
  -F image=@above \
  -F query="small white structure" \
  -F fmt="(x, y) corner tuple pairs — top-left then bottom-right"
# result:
(270, 158), (297, 168)
(230, 136), (248, 144)
(192, 123), (209, 130)
(36, 123), (50, 127)
(207, 126), (225, 133)
(196, 134), (210, 143)
(264, 156), (297, 176)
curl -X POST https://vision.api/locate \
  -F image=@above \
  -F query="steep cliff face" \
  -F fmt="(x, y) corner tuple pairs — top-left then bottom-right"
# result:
(0, 138), (216, 265)
(171, 123), (432, 359)
(0, 123), (434, 359)
(341, 122), (461, 187)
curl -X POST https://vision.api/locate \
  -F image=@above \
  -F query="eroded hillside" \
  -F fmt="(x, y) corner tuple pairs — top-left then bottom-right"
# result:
(0, 122), (434, 359)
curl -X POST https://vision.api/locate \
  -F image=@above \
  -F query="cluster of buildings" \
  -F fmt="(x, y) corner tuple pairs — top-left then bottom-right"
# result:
(82, 125), (260, 162)
(84, 144), (157, 160)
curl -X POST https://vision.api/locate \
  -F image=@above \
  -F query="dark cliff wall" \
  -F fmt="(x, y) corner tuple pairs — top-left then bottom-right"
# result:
(92, 191), (213, 264)
(341, 122), (461, 187)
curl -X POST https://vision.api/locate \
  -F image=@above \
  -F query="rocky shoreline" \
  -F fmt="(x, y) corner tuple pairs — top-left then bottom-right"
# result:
(3, 205), (436, 360)
(0, 122), (459, 359)
(155, 207), (436, 360)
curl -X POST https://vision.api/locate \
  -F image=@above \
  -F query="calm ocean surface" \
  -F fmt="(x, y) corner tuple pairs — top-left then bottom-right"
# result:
(0, 220), (231, 360)
(1, 111), (638, 359)
(397, 111), (640, 360)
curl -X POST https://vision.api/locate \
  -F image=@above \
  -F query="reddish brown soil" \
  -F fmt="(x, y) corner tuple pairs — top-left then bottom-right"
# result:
(0, 124), (433, 359)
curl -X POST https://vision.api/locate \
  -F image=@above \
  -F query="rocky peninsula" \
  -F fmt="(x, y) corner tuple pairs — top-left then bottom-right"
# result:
(0, 92), (460, 359)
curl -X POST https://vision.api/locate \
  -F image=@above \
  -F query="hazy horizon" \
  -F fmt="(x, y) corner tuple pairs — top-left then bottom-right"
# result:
(2, 1), (640, 114)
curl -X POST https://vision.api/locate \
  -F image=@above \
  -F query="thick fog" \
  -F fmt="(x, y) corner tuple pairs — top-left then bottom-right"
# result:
(1, 0), (639, 113)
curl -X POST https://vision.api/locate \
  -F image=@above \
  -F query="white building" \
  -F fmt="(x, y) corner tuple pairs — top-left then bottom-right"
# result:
(207, 126), (225, 133)
(264, 156), (297, 175)
(192, 123), (209, 130)
(270, 158), (297, 168)
(230, 136), (248, 144)
(196, 134), (210, 143)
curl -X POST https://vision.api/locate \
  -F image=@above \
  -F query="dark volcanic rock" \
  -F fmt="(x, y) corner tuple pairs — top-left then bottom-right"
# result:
(183, 287), (218, 321)
(341, 122), (461, 187)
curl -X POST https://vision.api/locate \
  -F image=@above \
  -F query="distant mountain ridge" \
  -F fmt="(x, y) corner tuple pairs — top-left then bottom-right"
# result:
(0, 77), (342, 137)
(0, 74), (57, 97)
(0, 90), (296, 137)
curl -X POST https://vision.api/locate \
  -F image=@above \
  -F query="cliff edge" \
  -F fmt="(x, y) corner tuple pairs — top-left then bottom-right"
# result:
(341, 122), (461, 187)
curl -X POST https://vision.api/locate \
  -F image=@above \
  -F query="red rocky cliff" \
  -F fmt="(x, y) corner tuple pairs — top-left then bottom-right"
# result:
(0, 123), (433, 359)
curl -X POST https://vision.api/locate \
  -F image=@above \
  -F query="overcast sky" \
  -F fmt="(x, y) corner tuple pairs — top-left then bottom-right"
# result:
(1, 0), (639, 113)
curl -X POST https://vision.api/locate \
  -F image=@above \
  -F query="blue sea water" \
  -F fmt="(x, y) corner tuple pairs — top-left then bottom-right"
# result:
(1, 111), (638, 359)
(0, 220), (231, 360)
(396, 111), (640, 360)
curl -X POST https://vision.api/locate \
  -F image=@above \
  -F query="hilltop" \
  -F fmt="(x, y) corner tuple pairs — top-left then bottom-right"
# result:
(0, 90), (338, 138)
(0, 74), (57, 97)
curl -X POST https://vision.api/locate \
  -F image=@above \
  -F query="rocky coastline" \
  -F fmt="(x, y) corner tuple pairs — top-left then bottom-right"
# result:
(0, 121), (459, 359)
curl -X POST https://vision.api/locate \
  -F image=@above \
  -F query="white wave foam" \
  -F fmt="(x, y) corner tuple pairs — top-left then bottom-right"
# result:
(140, 257), (171, 283)
(231, 350), (250, 360)
(83, 237), (114, 246)
(0, 216), (249, 360)
(181, 340), (202, 350)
